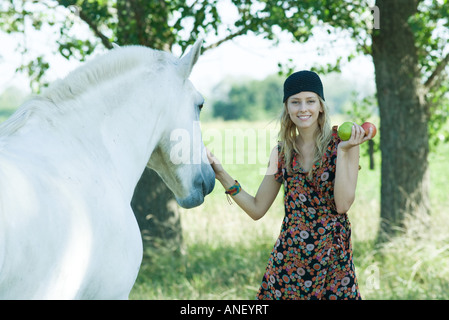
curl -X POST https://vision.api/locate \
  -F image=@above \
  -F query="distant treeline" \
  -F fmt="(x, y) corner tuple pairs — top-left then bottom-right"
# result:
(211, 75), (283, 121)
(0, 73), (371, 123)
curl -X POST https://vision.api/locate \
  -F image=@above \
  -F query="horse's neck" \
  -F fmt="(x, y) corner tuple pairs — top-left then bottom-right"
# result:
(11, 83), (163, 198)
(82, 84), (164, 193)
(98, 99), (162, 193)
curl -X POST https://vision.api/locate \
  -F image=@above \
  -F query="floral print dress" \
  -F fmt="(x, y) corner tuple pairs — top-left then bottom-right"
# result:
(256, 129), (361, 300)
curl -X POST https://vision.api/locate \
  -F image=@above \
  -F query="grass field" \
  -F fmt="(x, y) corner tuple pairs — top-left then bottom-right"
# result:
(130, 119), (449, 300)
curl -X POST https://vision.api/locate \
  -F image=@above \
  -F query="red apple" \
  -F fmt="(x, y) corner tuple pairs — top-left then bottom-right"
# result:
(361, 122), (377, 139)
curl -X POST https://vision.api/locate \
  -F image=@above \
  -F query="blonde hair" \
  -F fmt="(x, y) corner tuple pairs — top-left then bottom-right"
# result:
(278, 97), (332, 179)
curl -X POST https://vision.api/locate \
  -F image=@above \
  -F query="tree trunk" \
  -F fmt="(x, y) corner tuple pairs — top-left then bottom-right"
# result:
(371, 0), (430, 241)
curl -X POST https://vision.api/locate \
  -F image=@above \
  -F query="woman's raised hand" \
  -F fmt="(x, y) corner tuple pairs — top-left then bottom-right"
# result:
(205, 147), (224, 178)
(338, 123), (373, 151)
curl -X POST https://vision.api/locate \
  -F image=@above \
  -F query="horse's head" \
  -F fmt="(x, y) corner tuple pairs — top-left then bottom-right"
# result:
(147, 39), (215, 208)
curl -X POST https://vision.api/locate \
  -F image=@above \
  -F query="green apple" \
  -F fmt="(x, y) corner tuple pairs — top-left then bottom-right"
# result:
(338, 121), (354, 141)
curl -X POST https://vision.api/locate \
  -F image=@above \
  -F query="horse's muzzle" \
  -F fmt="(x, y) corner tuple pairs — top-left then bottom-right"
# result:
(176, 163), (215, 209)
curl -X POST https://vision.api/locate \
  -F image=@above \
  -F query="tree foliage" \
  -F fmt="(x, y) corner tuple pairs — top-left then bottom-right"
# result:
(0, 0), (261, 89)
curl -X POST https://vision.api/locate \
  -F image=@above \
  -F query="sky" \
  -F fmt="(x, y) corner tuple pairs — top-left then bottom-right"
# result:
(0, 2), (376, 103)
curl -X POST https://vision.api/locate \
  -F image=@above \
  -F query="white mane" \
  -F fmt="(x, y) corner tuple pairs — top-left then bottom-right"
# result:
(42, 46), (175, 104)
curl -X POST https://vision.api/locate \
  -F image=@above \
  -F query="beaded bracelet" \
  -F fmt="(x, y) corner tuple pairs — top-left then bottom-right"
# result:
(225, 180), (241, 204)
(225, 180), (241, 196)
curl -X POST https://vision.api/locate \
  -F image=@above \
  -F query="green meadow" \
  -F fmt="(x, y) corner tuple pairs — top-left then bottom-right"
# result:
(131, 119), (449, 300)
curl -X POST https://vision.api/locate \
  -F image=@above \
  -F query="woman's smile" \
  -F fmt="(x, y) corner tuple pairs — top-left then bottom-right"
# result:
(298, 115), (312, 121)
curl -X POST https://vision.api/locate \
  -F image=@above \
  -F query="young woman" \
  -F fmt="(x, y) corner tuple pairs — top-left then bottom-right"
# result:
(207, 70), (373, 300)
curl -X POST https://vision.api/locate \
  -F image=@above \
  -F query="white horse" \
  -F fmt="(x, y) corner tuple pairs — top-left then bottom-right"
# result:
(0, 39), (215, 299)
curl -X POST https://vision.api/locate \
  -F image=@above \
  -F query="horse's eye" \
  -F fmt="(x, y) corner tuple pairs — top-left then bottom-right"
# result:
(198, 103), (204, 111)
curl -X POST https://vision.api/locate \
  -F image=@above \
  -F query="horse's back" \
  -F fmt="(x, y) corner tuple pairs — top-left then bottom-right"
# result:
(0, 143), (142, 299)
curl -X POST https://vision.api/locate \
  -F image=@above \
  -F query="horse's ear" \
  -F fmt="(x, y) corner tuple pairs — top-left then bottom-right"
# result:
(179, 38), (203, 79)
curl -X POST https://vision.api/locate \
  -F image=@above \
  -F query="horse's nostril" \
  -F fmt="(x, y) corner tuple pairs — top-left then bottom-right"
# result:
(202, 179), (213, 195)
(206, 177), (215, 195)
